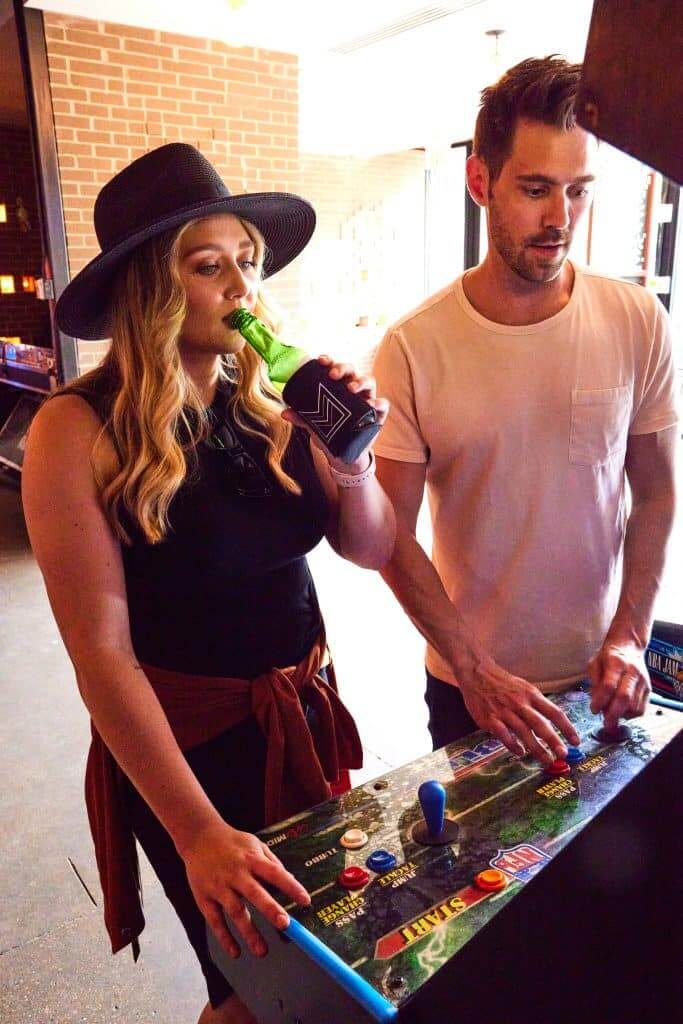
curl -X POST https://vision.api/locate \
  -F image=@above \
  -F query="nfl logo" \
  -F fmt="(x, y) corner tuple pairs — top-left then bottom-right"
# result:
(491, 843), (550, 882)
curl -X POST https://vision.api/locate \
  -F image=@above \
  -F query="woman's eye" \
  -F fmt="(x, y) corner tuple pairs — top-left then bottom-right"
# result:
(197, 264), (220, 276)
(240, 259), (257, 270)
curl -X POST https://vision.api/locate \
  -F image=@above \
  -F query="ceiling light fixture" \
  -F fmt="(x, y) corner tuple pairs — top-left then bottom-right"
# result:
(485, 28), (506, 57)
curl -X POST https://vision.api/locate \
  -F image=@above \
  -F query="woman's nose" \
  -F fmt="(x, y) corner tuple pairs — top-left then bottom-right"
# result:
(223, 265), (249, 299)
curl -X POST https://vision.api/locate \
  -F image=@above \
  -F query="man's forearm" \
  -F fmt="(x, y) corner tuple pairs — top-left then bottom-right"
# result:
(605, 493), (677, 649)
(381, 519), (581, 758)
(380, 520), (487, 680)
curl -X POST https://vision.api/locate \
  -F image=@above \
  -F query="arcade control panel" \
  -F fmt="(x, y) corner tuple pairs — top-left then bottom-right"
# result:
(208, 687), (682, 1023)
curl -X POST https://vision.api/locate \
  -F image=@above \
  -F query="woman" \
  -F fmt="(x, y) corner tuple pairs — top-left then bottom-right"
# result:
(22, 143), (395, 1024)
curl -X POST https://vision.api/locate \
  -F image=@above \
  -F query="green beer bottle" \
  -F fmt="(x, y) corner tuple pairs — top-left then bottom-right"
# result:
(229, 308), (380, 464)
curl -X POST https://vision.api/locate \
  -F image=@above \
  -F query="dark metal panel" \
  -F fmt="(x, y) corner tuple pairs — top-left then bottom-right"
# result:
(453, 139), (480, 270)
(15, 1), (78, 382)
(655, 179), (680, 312)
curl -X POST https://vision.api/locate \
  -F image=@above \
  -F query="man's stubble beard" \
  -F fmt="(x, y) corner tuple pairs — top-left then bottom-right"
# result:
(487, 193), (568, 285)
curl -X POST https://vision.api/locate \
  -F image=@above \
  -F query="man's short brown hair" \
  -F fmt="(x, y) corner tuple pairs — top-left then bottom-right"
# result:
(473, 56), (582, 183)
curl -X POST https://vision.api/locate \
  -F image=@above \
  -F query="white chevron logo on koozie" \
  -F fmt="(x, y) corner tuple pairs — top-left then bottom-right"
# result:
(299, 382), (352, 441)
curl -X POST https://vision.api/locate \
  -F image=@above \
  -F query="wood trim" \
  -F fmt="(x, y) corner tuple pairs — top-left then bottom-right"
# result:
(586, 201), (594, 266)
(641, 170), (660, 283)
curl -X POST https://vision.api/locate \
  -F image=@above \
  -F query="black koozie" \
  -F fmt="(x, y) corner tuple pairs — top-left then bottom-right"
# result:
(282, 359), (381, 464)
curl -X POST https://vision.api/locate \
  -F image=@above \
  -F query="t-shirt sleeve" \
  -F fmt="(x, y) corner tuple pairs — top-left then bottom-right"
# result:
(372, 327), (428, 463)
(630, 294), (682, 435)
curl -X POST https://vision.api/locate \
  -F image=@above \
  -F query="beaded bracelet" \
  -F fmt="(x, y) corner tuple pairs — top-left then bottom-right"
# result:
(327, 450), (376, 488)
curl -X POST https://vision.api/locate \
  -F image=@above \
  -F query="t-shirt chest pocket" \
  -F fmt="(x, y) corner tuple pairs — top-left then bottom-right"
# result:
(569, 385), (631, 466)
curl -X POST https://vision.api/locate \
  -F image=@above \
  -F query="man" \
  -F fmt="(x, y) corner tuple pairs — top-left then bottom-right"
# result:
(373, 57), (680, 763)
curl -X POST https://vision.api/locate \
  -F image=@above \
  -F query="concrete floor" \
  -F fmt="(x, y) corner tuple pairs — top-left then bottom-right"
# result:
(0, 475), (430, 1023)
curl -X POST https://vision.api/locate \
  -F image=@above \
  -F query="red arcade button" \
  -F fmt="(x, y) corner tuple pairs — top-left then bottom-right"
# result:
(545, 758), (571, 777)
(338, 865), (370, 890)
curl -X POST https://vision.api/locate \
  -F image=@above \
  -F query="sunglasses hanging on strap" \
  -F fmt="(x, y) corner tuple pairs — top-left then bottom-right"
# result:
(205, 420), (272, 498)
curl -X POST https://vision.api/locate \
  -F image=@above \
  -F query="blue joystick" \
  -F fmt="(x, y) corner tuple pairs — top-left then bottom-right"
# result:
(412, 779), (460, 847)
(419, 781), (446, 837)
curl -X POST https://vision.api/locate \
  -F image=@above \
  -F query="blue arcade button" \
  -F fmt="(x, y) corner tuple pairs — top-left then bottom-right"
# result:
(566, 746), (585, 764)
(366, 849), (397, 873)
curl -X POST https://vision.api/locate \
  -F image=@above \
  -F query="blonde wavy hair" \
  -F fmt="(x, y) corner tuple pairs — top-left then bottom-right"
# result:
(65, 216), (301, 544)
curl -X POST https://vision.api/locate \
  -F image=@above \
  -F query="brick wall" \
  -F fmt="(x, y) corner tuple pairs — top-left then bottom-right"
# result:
(43, 13), (301, 372)
(43, 14), (426, 376)
(0, 125), (52, 346)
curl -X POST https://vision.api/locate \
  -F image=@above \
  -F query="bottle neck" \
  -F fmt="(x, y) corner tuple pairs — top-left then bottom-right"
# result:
(232, 311), (308, 386)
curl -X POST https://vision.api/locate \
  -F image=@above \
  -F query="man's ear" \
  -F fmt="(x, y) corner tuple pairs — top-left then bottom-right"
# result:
(466, 153), (490, 208)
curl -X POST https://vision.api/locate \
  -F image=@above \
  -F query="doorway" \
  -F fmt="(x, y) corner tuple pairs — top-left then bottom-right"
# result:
(0, 0), (74, 473)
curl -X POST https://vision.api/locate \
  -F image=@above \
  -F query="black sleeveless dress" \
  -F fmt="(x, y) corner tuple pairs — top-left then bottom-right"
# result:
(62, 376), (331, 1006)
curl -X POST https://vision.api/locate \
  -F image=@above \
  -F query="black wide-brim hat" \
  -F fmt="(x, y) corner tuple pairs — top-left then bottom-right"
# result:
(55, 143), (316, 340)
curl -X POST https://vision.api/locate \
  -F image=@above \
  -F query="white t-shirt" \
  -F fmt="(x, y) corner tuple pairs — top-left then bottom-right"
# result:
(373, 266), (680, 690)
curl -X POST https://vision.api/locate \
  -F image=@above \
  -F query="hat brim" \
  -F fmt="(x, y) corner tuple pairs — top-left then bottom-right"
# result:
(55, 192), (315, 340)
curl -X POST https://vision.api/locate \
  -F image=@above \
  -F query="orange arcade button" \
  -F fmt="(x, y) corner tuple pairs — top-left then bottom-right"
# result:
(474, 868), (509, 893)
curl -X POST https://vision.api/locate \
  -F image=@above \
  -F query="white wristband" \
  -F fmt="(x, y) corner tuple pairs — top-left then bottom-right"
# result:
(327, 450), (376, 488)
